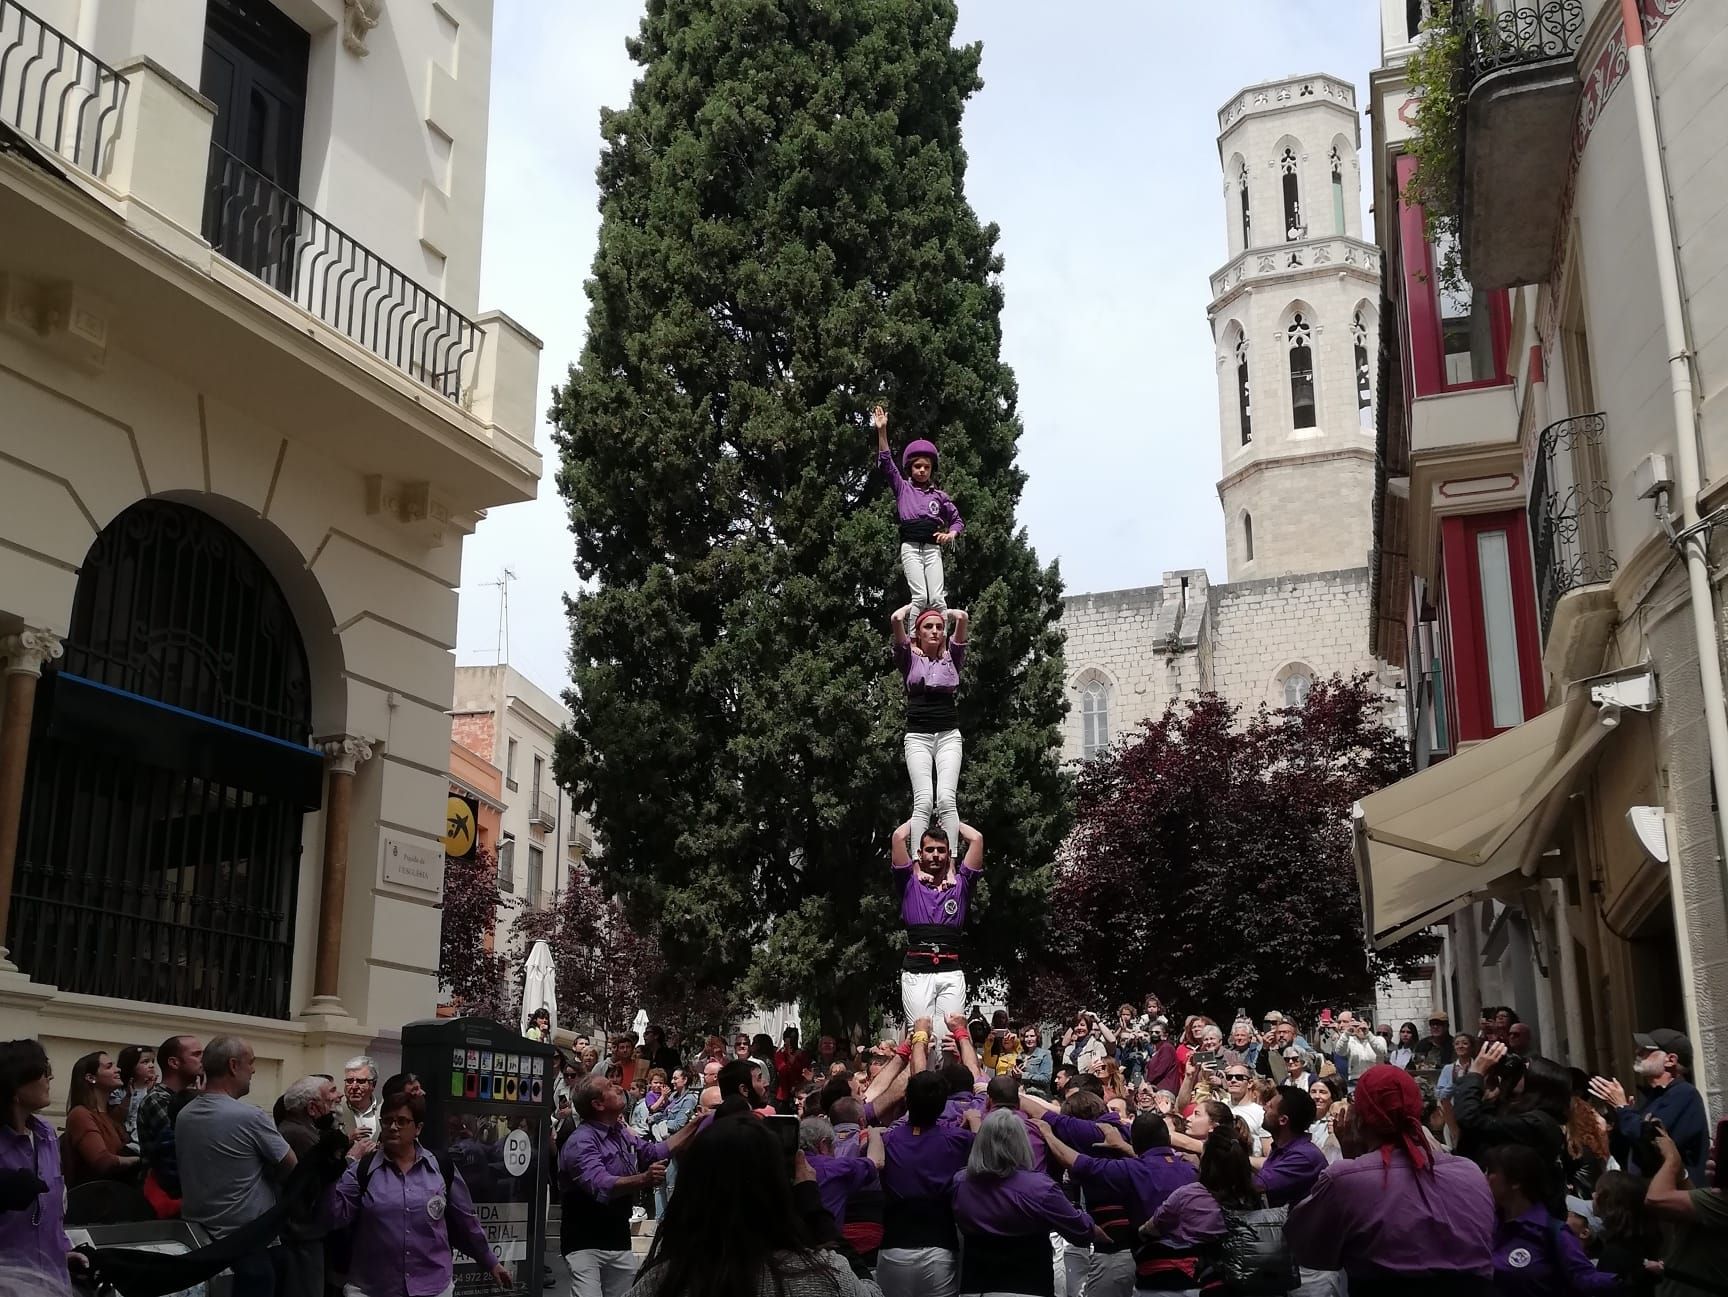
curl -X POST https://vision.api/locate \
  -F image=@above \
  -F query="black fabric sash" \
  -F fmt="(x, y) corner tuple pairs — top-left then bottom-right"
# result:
(882, 1194), (958, 1250)
(959, 1230), (1057, 1297)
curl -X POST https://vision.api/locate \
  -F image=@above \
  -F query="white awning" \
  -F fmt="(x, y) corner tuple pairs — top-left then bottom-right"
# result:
(1353, 694), (1617, 949)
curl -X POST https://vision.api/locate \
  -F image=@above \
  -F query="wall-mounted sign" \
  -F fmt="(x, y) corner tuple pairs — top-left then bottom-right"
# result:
(444, 793), (478, 860)
(382, 833), (445, 892)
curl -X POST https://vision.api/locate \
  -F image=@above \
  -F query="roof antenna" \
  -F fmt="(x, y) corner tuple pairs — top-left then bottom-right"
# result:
(484, 567), (516, 664)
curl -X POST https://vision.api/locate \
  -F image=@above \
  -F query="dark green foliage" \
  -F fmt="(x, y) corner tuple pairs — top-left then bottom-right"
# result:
(550, 0), (1069, 1036)
(1022, 675), (1439, 1023)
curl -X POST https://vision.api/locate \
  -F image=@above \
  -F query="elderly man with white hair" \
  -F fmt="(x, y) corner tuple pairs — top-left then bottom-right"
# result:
(341, 1055), (381, 1140)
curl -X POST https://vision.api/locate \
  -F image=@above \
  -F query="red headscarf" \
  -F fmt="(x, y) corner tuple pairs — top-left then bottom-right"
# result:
(1351, 1063), (1431, 1178)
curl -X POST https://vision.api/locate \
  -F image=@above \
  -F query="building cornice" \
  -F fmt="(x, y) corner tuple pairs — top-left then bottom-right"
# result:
(1215, 444), (1376, 498)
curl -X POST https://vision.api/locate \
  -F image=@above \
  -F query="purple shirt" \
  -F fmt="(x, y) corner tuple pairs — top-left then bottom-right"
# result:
(807, 1152), (879, 1229)
(881, 1123), (973, 1201)
(877, 450), (964, 534)
(558, 1119), (669, 1202)
(1285, 1147), (1495, 1277)
(895, 861), (981, 929)
(1072, 1147), (1197, 1228)
(0, 1116), (71, 1281)
(953, 1167), (1095, 1246)
(1150, 1181), (1227, 1249)
(893, 639), (967, 693)
(831, 1122), (869, 1158)
(938, 1090), (985, 1129)
(1492, 1205), (1619, 1295)
(323, 1147), (498, 1297)
(1256, 1135), (1330, 1207)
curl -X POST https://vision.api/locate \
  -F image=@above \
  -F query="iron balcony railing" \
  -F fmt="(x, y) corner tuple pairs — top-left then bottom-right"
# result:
(202, 143), (482, 402)
(1528, 411), (1616, 639)
(1455, 0), (1587, 85)
(530, 786), (557, 829)
(0, 0), (127, 175)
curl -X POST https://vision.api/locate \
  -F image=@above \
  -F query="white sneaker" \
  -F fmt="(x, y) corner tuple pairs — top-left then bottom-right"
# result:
(630, 1206), (647, 1223)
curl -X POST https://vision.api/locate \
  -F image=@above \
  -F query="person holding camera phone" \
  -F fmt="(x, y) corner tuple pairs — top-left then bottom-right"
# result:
(1450, 1040), (1569, 1214)
(1637, 1115), (1728, 1295)
(1588, 1028), (1710, 1188)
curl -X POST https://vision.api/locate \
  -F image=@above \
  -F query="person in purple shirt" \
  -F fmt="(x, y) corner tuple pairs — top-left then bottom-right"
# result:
(323, 1090), (510, 1295)
(1253, 1085), (1329, 1208)
(1039, 1111), (1198, 1297)
(879, 1070), (975, 1297)
(891, 603), (969, 857)
(890, 819), (983, 1052)
(0, 1039), (86, 1289)
(559, 1074), (707, 1297)
(1485, 1144), (1620, 1296)
(873, 404), (965, 629)
(799, 1116), (883, 1237)
(1286, 1064), (1495, 1297)
(954, 1109), (1105, 1297)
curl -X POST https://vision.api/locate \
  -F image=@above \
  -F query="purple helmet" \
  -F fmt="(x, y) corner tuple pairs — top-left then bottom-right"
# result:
(901, 439), (939, 470)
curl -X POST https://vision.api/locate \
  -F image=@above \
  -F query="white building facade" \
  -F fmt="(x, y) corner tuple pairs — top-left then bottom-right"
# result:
(451, 664), (591, 925)
(0, 0), (541, 1101)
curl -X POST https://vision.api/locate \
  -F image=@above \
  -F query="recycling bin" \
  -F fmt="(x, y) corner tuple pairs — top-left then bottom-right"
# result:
(401, 1016), (556, 1296)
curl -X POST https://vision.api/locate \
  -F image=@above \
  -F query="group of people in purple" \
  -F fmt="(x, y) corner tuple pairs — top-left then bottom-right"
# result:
(873, 404), (984, 1055)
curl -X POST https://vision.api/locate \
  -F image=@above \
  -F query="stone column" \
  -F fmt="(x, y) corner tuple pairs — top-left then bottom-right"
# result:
(304, 734), (374, 1017)
(0, 630), (64, 972)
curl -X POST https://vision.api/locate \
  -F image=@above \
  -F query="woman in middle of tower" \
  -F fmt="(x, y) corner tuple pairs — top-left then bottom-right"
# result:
(892, 602), (968, 855)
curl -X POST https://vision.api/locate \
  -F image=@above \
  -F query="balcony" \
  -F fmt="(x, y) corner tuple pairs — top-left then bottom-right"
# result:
(1455, 1), (1586, 289)
(0, 1), (541, 518)
(530, 787), (557, 831)
(0, 0), (127, 176)
(1210, 234), (1381, 303)
(1528, 411), (1616, 651)
(201, 145), (480, 403)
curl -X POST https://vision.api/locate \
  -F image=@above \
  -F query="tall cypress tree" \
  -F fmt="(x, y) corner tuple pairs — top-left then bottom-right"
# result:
(551, 0), (1068, 1035)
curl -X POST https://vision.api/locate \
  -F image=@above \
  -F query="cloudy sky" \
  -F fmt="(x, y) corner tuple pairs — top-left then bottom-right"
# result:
(458, 1), (1385, 694)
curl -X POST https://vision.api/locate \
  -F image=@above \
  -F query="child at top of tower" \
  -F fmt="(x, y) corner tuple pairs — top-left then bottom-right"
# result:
(873, 405), (963, 625)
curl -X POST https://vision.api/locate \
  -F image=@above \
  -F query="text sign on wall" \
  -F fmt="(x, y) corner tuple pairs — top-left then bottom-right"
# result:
(381, 832), (445, 892)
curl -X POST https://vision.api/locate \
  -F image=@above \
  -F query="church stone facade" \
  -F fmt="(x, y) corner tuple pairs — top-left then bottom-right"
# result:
(1061, 73), (1391, 765)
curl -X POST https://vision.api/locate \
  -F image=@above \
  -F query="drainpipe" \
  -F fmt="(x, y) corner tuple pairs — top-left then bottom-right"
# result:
(1618, 1), (1728, 931)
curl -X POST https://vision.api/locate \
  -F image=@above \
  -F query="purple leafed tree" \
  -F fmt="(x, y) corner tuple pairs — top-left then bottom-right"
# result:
(437, 844), (511, 1022)
(1018, 673), (1437, 1023)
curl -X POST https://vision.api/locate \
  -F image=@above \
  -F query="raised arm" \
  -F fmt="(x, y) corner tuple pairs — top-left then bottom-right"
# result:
(949, 609), (969, 643)
(946, 1013), (983, 1079)
(864, 1126), (886, 1170)
(957, 822), (983, 872)
(873, 405), (889, 456)
(890, 822), (914, 869)
(891, 606), (912, 648)
(909, 1017), (933, 1075)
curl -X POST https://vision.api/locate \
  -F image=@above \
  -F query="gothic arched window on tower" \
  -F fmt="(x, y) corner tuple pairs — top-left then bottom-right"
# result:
(1284, 671), (1313, 708)
(1281, 148), (1302, 241)
(1330, 146), (1346, 234)
(1353, 310), (1373, 428)
(1243, 512), (1255, 561)
(1080, 678), (1111, 760)
(1288, 313), (1317, 429)
(1238, 158), (1251, 248)
(1236, 334), (1253, 444)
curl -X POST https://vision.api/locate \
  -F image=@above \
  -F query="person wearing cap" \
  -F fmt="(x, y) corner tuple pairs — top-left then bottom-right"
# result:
(1416, 1011), (1451, 1063)
(873, 404), (965, 629)
(1588, 1029), (1709, 1185)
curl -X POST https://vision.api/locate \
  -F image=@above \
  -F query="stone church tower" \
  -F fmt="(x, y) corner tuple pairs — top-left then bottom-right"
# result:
(1211, 77), (1380, 581)
(1059, 73), (1389, 765)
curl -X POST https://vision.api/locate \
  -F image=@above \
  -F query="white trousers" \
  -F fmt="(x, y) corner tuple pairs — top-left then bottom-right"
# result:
(1083, 1250), (1134, 1297)
(879, 1246), (958, 1297)
(905, 729), (963, 853)
(1062, 1241), (1089, 1297)
(566, 1247), (636, 1297)
(902, 968), (966, 1046)
(1294, 1267), (1346, 1296)
(901, 541), (947, 618)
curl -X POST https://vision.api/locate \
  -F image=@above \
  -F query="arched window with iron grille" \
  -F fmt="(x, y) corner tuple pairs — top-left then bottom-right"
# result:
(9, 500), (320, 1018)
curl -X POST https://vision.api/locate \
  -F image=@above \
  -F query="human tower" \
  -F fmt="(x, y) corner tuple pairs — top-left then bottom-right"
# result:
(873, 406), (984, 1052)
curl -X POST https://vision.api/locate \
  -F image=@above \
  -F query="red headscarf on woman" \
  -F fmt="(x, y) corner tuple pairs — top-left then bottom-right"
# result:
(1351, 1063), (1431, 1178)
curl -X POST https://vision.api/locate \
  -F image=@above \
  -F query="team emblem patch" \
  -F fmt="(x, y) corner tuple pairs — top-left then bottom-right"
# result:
(927, 499), (941, 515)
(942, 898), (959, 917)
(1506, 1248), (1532, 1270)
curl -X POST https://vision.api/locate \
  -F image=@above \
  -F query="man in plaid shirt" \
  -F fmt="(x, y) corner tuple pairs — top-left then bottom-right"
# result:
(137, 1034), (204, 1199)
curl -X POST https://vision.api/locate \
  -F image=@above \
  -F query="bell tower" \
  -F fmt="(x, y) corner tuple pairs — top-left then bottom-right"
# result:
(1209, 74), (1383, 581)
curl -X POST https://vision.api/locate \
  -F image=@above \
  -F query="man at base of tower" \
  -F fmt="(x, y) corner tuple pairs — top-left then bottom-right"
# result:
(891, 818), (983, 1053)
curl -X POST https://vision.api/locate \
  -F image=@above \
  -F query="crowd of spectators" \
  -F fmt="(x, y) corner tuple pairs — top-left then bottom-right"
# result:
(4, 997), (1725, 1297)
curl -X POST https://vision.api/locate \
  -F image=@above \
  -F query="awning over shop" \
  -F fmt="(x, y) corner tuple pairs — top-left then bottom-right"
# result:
(1353, 694), (1619, 949)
